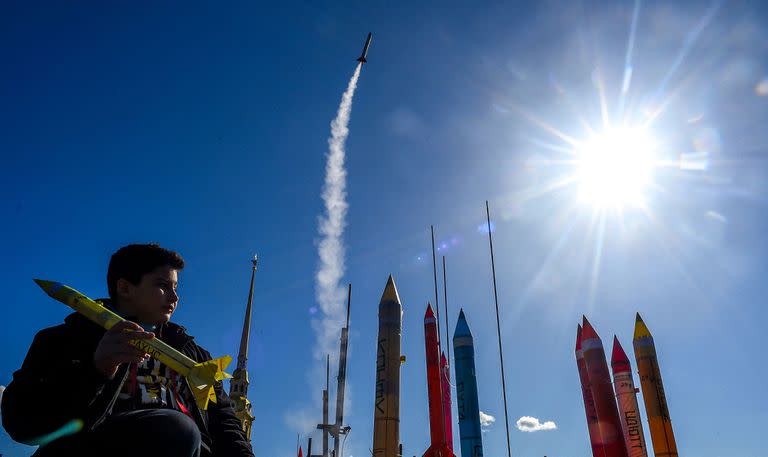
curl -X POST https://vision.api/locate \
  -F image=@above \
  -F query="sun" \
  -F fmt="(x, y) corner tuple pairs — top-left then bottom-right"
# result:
(575, 126), (657, 208)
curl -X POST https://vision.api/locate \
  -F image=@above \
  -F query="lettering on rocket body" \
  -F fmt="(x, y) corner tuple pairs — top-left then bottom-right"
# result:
(375, 339), (387, 414)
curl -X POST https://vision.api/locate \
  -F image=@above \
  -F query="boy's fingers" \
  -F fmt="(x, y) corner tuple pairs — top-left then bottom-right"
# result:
(109, 320), (142, 333)
(117, 331), (154, 343)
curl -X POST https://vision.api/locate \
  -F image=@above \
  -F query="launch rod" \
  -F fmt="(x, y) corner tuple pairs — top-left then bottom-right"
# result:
(442, 255), (450, 365)
(324, 355), (330, 457)
(486, 200), (512, 457)
(430, 225), (442, 349)
(333, 283), (352, 457)
(346, 283), (351, 328)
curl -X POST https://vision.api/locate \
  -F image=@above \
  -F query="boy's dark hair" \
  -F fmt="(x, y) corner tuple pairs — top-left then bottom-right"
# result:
(107, 243), (185, 300)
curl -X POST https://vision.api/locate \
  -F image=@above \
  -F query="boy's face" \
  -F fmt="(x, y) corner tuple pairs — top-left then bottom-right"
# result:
(116, 265), (179, 326)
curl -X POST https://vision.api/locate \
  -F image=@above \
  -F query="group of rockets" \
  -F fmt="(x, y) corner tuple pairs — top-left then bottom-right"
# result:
(576, 315), (677, 457)
(308, 274), (680, 457)
(372, 275), (483, 457)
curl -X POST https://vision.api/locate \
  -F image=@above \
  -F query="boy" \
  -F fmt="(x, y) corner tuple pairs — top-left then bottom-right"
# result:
(2, 244), (254, 457)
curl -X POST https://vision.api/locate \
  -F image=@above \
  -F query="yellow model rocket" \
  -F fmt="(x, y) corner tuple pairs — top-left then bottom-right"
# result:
(34, 279), (232, 411)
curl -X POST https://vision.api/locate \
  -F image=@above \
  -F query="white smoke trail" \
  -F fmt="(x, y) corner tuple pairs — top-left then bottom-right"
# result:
(315, 63), (362, 362)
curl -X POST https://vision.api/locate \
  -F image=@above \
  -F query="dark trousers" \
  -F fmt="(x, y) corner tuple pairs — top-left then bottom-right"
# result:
(81, 409), (201, 457)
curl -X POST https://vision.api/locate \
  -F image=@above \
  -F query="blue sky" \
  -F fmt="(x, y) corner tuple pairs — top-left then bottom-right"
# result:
(2, 1), (768, 456)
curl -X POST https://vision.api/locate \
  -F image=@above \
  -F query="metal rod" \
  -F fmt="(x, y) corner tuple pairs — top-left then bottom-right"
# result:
(442, 255), (450, 365)
(333, 284), (352, 457)
(346, 283), (351, 328)
(430, 225), (441, 349)
(323, 355), (330, 457)
(486, 200), (512, 457)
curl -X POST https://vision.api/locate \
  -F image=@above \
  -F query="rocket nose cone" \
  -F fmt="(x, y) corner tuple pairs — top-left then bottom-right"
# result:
(379, 274), (401, 305)
(33, 279), (59, 295)
(633, 313), (652, 340)
(425, 303), (435, 319)
(581, 316), (600, 341)
(611, 336), (631, 372)
(611, 336), (629, 362)
(453, 309), (473, 339)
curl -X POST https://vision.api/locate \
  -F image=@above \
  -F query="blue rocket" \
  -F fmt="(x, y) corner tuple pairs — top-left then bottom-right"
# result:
(452, 309), (483, 457)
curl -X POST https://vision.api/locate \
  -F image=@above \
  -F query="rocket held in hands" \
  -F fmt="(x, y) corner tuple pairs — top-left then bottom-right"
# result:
(33, 279), (232, 411)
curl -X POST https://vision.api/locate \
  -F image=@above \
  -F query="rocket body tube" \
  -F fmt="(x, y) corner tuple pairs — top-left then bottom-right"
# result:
(372, 276), (403, 457)
(582, 317), (628, 457)
(633, 314), (677, 457)
(611, 336), (649, 457)
(575, 324), (605, 457)
(453, 310), (483, 457)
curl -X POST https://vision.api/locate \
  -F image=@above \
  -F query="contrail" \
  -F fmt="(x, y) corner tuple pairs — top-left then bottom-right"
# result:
(315, 63), (362, 363)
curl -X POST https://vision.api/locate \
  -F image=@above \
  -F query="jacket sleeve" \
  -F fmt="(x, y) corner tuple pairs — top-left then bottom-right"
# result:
(1, 327), (114, 444)
(208, 382), (255, 457)
(196, 347), (254, 457)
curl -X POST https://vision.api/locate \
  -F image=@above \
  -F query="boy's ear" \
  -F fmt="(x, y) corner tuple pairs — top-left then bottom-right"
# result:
(116, 278), (134, 301)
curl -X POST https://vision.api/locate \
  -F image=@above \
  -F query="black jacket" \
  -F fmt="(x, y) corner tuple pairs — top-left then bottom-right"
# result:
(1, 312), (254, 457)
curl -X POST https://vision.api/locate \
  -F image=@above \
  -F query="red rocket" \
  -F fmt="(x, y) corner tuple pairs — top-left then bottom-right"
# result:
(423, 304), (455, 457)
(581, 317), (628, 457)
(575, 324), (605, 457)
(440, 352), (454, 453)
(611, 336), (649, 457)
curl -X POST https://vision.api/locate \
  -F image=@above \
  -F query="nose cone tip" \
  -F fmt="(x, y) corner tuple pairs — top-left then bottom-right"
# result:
(33, 278), (56, 292)
(611, 336), (631, 370)
(611, 336), (628, 360)
(453, 309), (473, 339)
(425, 303), (435, 318)
(581, 316), (600, 341)
(633, 313), (653, 340)
(379, 275), (401, 305)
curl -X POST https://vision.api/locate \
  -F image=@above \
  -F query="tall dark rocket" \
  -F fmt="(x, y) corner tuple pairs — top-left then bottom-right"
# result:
(372, 275), (403, 457)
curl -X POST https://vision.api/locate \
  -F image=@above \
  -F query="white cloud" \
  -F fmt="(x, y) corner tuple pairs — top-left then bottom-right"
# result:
(479, 411), (495, 427)
(0, 385), (5, 404)
(516, 416), (557, 433)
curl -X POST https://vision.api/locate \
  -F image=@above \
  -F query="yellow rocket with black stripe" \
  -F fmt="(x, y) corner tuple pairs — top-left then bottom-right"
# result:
(34, 279), (232, 411)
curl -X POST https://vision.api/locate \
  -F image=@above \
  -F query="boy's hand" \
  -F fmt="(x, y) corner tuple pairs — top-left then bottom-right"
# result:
(93, 320), (155, 379)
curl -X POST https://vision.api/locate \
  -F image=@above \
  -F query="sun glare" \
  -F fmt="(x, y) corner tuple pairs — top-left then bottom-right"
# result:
(575, 127), (657, 208)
